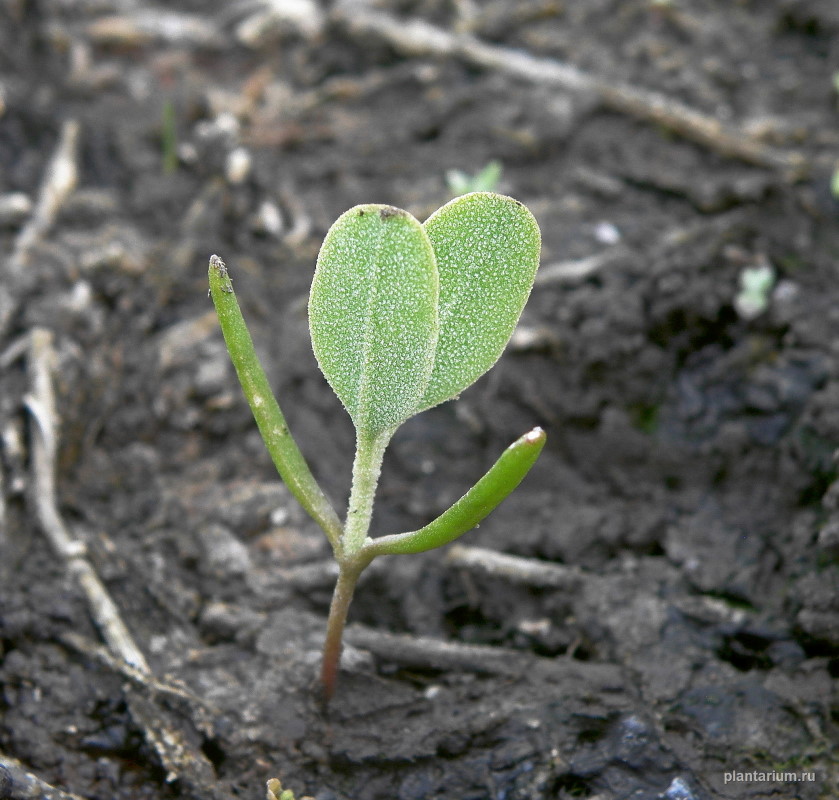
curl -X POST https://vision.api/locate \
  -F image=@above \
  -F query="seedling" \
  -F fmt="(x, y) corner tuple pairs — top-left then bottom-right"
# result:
(831, 163), (839, 200)
(735, 263), (775, 320)
(161, 97), (178, 175)
(267, 778), (313, 800)
(445, 160), (502, 196)
(208, 192), (544, 700)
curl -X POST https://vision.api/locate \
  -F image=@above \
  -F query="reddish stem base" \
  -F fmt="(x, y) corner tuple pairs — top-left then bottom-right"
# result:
(320, 560), (367, 702)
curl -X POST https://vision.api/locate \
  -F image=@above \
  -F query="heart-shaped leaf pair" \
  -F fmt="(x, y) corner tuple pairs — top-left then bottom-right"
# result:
(308, 192), (541, 438)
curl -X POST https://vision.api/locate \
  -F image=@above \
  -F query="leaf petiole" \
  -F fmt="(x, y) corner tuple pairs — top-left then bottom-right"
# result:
(343, 428), (392, 554)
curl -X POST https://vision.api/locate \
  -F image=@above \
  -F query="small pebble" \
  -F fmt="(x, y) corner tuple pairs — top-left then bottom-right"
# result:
(0, 192), (32, 225)
(269, 506), (289, 526)
(594, 220), (621, 244)
(226, 146), (252, 184)
(253, 200), (284, 236)
(664, 776), (697, 800)
(200, 522), (252, 576)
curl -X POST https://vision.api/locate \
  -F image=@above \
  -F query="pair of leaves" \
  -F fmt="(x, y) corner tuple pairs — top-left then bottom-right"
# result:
(309, 192), (541, 437)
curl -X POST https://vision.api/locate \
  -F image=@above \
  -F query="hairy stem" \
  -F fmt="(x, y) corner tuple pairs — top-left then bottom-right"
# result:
(321, 429), (391, 700)
(343, 429), (390, 554)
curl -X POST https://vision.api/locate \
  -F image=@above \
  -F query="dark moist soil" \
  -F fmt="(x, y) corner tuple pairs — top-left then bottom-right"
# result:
(2, 1), (839, 799)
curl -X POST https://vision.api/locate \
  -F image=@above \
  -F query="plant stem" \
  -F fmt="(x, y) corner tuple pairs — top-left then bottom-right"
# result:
(320, 558), (368, 701)
(343, 429), (390, 554)
(321, 429), (390, 700)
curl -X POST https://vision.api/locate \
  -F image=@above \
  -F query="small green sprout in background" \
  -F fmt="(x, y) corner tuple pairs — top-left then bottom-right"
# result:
(209, 192), (543, 701)
(830, 162), (839, 199)
(735, 263), (775, 320)
(161, 97), (178, 175)
(445, 160), (502, 197)
(266, 778), (314, 800)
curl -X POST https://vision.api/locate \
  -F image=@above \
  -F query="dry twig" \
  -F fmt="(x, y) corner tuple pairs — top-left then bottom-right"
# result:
(228, 0), (325, 46)
(535, 247), (630, 287)
(26, 328), (151, 671)
(25, 329), (228, 799)
(1, 121), (81, 336)
(445, 544), (582, 590)
(345, 624), (531, 676)
(58, 631), (209, 710)
(9, 120), (80, 277)
(0, 751), (89, 800)
(330, 2), (807, 176)
(124, 689), (220, 793)
(86, 10), (224, 48)
(0, 462), (5, 547)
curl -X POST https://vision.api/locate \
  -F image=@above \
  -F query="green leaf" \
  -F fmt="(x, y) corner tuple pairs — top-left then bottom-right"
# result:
(418, 192), (541, 411)
(364, 427), (546, 556)
(208, 256), (344, 551)
(309, 205), (439, 437)
(446, 160), (502, 197)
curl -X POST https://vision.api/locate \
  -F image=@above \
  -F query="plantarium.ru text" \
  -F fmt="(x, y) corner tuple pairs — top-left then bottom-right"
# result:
(208, 191), (544, 701)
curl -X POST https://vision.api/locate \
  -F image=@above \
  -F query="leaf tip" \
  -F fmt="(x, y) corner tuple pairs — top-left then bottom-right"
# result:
(209, 254), (233, 294)
(209, 254), (227, 275)
(378, 205), (406, 220)
(515, 427), (546, 454)
(523, 426), (546, 445)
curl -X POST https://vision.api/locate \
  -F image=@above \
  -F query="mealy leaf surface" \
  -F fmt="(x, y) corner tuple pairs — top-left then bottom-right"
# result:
(309, 205), (438, 436)
(418, 192), (541, 411)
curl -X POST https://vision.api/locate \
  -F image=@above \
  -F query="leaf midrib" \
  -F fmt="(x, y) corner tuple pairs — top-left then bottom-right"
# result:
(355, 222), (384, 434)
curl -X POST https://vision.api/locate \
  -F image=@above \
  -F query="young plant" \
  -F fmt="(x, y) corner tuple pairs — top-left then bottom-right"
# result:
(208, 192), (544, 700)
(734, 263), (775, 320)
(445, 159), (502, 197)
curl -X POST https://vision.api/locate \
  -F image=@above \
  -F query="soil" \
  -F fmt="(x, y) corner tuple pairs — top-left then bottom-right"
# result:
(2, 1), (839, 799)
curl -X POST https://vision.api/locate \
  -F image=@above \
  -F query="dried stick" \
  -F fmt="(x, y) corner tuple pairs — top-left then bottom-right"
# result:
(9, 120), (80, 276)
(0, 751), (89, 800)
(124, 689), (219, 792)
(25, 331), (229, 799)
(25, 328), (150, 673)
(331, 2), (807, 176)
(345, 624), (531, 676)
(0, 451), (6, 550)
(535, 247), (629, 287)
(445, 544), (582, 590)
(58, 631), (209, 710)
(86, 10), (224, 48)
